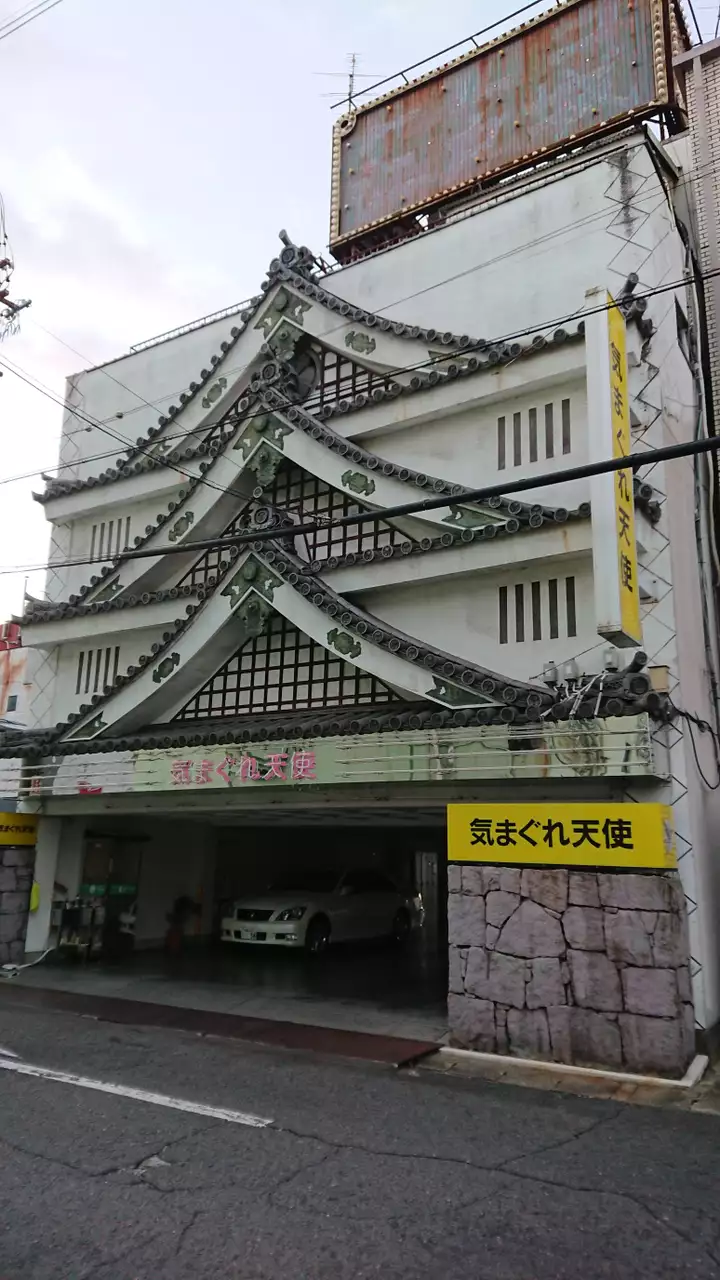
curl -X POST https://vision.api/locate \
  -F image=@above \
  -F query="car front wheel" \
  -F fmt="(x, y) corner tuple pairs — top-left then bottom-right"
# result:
(304, 915), (331, 955)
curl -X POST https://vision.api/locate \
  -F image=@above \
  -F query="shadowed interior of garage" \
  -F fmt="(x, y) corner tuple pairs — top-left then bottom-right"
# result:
(22, 814), (449, 1042)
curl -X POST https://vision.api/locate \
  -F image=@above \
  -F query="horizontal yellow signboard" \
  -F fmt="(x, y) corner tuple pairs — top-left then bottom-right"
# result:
(0, 813), (37, 846)
(447, 803), (676, 869)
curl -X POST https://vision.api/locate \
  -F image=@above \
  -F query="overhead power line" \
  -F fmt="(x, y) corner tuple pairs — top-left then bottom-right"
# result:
(0, 0), (64, 42)
(686, 0), (704, 42)
(6, 432), (720, 580)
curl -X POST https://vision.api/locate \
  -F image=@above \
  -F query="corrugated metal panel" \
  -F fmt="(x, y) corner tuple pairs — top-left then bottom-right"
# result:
(331, 0), (672, 248)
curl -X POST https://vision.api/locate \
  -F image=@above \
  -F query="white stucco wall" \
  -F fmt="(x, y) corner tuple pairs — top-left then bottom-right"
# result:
(363, 376), (590, 513)
(45, 626), (169, 727)
(52, 490), (186, 601)
(361, 555), (595, 683)
(56, 313), (244, 481)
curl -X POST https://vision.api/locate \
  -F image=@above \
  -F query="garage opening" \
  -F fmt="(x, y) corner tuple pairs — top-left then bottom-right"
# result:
(30, 807), (449, 1044)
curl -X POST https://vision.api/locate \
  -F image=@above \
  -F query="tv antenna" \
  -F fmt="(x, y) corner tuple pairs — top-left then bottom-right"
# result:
(313, 53), (383, 108)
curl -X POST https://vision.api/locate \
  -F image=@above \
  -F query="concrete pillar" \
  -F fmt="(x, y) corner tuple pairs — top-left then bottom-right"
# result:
(24, 817), (62, 956)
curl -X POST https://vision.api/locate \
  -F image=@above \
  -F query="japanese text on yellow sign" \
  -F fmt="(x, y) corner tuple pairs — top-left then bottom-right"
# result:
(0, 812), (37, 846)
(608, 296), (642, 645)
(447, 803), (676, 869)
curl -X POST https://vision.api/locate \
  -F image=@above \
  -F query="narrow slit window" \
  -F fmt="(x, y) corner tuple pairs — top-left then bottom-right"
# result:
(112, 647), (120, 680)
(497, 416), (506, 470)
(102, 647), (112, 690)
(514, 584), (525, 643)
(531, 581), (542, 641)
(562, 399), (571, 455)
(75, 651), (85, 695)
(545, 404), (554, 459)
(98, 524), (106, 561)
(548, 578), (559, 639)
(106, 521), (114, 559)
(528, 407), (538, 463)
(499, 585), (508, 645)
(93, 649), (103, 693)
(513, 412), (522, 467)
(115, 521), (122, 555)
(566, 576), (577, 637)
(84, 652), (93, 694)
(124, 516), (131, 549)
(89, 527), (97, 562)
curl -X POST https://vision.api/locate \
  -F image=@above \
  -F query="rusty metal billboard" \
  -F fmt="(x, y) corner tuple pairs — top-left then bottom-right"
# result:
(330, 0), (687, 253)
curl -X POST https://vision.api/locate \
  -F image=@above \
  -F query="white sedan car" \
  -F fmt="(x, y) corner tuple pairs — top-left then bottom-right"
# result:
(221, 868), (415, 953)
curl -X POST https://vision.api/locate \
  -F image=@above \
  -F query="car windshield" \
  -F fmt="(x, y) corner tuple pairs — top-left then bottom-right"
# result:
(268, 871), (340, 894)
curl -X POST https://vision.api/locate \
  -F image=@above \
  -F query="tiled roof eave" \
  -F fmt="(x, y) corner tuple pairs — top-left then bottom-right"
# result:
(314, 504), (591, 573)
(22, 502), (588, 628)
(8, 521), (669, 758)
(24, 478), (659, 628)
(37, 234), (657, 506)
(314, 325), (587, 424)
(35, 318), (583, 505)
(28, 528), (553, 749)
(23, 585), (204, 627)
(0, 697), (667, 760)
(35, 241), (320, 505)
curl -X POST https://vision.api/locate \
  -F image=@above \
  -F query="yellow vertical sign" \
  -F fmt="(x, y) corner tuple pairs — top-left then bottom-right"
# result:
(608, 296), (642, 646)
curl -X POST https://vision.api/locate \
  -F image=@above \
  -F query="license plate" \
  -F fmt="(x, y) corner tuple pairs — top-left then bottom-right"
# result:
(240, 929), (257, 941)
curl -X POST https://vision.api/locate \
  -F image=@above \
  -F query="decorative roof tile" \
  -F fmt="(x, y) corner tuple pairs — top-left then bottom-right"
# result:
(260, 379), (570, 519)
(0, 681), (667, 760)
(36, 252), (656, 508)
(311, 502), (592, 572)
(23, 583), (204, 626)
(33, 250), (589, 505)
(0, 694), (660, 759)
(313, 326), (586, 424)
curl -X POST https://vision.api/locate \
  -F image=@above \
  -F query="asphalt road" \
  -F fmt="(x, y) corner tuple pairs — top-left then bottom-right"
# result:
(0, 999), (719, 1279)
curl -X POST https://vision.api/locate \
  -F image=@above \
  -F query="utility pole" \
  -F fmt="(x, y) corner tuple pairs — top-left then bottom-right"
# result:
(0, 205), (31, 340)
(0, 262), (31, 339)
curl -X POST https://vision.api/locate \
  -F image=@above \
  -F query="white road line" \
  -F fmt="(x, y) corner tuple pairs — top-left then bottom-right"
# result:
(0, 1045), (20, 1059)
(0, 1057), (272, 1127)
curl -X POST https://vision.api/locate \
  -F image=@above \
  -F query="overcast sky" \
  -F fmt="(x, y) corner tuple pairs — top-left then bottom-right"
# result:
(0, 0), (716, 619)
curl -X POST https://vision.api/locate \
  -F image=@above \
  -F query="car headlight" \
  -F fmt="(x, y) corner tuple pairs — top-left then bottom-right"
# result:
(276, 905), (307, 922)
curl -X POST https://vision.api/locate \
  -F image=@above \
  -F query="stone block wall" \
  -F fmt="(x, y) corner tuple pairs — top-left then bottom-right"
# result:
(448, 865), (695, 1077)
(0, 846), (34, 965)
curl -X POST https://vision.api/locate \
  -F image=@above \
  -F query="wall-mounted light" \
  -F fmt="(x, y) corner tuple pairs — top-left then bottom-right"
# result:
(603, 645), (619, 671)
